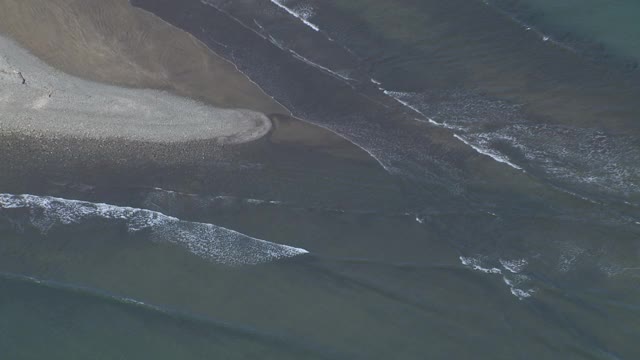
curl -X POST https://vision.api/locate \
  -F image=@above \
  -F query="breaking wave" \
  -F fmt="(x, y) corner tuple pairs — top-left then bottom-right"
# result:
(0, 193), (308, 265)
(460, 256), (534, 300)
(382, 90), (640, 203)
(269, 0), (320, 32)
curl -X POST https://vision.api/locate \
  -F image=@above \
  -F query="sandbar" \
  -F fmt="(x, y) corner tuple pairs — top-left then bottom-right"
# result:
(0, 34), (270, 144)
(0, 0), (286, 115)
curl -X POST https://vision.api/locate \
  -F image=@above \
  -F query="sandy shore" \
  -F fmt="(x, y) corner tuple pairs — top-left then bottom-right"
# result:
(0, 35), (271, 143)
(0, 0), (286, 115)
(0, 0), (381, 158)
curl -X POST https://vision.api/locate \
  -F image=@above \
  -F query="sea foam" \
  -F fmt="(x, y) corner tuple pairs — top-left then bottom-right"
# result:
(0, 193), (308, 265)
(453, 134), (523, 171)
(270, 0), (320, 32)
(460, 256), (534, 300)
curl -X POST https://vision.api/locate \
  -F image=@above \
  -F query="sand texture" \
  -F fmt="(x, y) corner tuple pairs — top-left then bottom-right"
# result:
(0, 0), (286, 115)
(0, 35), (271, 143)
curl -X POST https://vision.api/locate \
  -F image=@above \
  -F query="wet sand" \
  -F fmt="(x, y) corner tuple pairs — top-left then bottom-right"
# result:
(0, 0), (378, 162)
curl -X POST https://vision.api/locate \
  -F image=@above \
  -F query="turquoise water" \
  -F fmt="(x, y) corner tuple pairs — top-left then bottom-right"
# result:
(489, 0), (640, 67)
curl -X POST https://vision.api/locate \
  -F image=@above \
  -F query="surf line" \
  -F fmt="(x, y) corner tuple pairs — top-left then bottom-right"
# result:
(191, 1), (393, 175)
(380, 90), (470, 130)
(288, 49), (354, 82)
(379, 89), (524, 172)
(0, 193), (308, 265)
(269, 0), (320, 32)
(382, 90), (441, 126)
(453, 134), (523, 171)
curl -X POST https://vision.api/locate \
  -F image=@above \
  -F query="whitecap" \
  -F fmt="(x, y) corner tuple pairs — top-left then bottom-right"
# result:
(502, 275), (535, 300)
(453, 134), (523, 170)
(382, 90), (462, 129)
(144, 186), (280, 206)
(499, 258), (528, 274)
(0, 193), (308, 266)
(459, 256), (502, 274)
(289, 49), (353, 81)
(383, 90), (429, 119)
(509, 286), (534, 300)
(270, 0), (320, 32)
(460, 256), (535, 299)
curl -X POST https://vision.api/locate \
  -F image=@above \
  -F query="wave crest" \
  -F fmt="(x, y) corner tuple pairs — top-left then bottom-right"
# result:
(0, 193), (308, 265)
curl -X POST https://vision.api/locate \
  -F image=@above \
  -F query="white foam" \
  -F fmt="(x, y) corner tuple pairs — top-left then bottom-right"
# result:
(460, 256), (535, 300)
(289, 49), (353, 81)
(502, 275), (535, 300)
(384, 90), (429, 118)
(473, 123), (640, 199)
(268, 35), (286, 50)
(459, 256), (502, 274)
(270, 0), (320, 32)
(144, 187), (283, 207)
(253, 19), (265, 31)
(292, 3), (315, 21)
(382, 90), (461, 129)
(499, 258), (528, 274)
(0, 193), (308, 265)
(453, 134), (523, 170)
(509, 287), (533, 299)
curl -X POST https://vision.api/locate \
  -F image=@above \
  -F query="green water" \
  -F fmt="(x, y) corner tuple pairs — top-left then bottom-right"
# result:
(491, 0), (640, 66)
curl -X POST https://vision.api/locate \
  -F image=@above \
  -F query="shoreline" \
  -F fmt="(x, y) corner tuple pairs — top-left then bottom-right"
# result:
(0, 34), (272, 144)
(0, 0), (287, 115)
(0, 0), (387, 171)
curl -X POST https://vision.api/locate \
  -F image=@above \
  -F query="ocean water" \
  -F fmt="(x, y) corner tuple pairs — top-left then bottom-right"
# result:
(1, 0), (640, 358)
(488, 0), (640, 68)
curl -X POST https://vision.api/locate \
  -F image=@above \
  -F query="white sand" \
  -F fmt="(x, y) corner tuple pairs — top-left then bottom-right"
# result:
(0, 35), (271, 143)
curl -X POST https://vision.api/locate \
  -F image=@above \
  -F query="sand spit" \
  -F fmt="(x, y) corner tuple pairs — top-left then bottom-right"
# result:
(0, 0), (286, 115)
(0, 35), (271, 143)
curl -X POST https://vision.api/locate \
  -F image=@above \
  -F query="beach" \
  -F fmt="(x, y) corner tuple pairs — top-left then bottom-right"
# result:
(0, 0), (286, 144)
(0, 0), (287, 114)
(1, 0), (639, 359)
(0, 33), (275, 144)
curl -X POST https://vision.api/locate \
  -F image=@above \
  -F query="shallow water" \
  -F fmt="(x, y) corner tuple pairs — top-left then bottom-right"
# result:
(1, 0), (640, 358)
